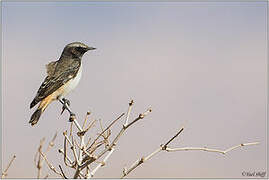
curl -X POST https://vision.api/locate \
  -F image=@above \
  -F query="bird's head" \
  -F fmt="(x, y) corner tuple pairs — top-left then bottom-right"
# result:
(61, 42), (96, 59)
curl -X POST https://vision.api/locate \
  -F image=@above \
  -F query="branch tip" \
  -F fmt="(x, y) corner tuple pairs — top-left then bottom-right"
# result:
(139, 157), (145, 163)
(129, 100), (134, 106)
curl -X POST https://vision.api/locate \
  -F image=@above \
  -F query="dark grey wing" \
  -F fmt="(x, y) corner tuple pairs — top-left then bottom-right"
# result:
(46, 60), (58, 77)
(30, 62), (80, 108)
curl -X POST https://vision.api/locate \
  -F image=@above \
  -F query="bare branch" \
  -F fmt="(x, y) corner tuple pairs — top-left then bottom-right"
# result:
(85, 166), (91, 179)
(58, 106), (98, 179)
(33, 97), (260, 180)
(63, 131), (72, 146)
(69, 123), (73, 137)
(62, 135), (75, 168)
(77, 119), (96, 137)
(1, 155), (16, 178)
(90, 148), (115, 177)
(36, 137), (45, 178)
(35, 133), (57, 178)
(83, 111), (91, 130)
(72, 134), (84, 178)
(45, 132), (57, 153)
(124, 108), (152, 129)
(165, 142), (260, 154)
(58, 148), (74, 168)
(99, 119), (104, 132)
(73, 117), (83, 132)
(163, 127), (184, 148)
(86, 113), (125, 154)
(98, 108), (152, 160)
(124, 100), (134, 127)
(39, 98), (259, 180)
(121, 127), (183, 178)
(121, 127), (259, 178)
(71, 136), (79, 166)
(121, 148), (161, 178)
(85, 137), (92, 148)
(39, 149), (63, 178)
(80, 108), (152, 173)
(59, 165), (68, 179)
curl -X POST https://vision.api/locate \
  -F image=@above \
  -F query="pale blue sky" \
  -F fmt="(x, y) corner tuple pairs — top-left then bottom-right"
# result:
(2, 1), (267, 178)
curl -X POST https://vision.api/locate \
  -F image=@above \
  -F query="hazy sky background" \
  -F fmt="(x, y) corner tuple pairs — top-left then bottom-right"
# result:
(2, 1), (267, 178)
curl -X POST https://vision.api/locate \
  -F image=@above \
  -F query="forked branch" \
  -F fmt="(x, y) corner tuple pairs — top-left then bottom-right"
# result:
(165, 142), (260, 154)
(121, 127), (259, 178)
(35, 99), (259, 179)
(74, 107), (152, 178)
(1, 155), (16, 178)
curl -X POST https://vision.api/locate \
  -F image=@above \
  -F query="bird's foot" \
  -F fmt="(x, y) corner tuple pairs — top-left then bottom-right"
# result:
(62, 98), (70, 106)
(60, 98), (70, 115)
(61, 98), (70, 113)
(59, 98), (76, 122)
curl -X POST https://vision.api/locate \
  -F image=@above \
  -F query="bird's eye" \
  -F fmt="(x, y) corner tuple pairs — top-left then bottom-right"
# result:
(76, 47), (82, 51)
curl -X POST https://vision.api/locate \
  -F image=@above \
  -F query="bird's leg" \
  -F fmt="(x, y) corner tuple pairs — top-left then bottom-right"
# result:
(58, 98), (76, 122)
(60, 98), (70, 115)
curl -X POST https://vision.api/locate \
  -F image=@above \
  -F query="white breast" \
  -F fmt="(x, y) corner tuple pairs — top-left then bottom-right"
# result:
(61, 63), (82, 97)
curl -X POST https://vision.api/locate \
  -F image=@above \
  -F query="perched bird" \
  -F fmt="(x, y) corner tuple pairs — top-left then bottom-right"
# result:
(29, 42), (96, 126)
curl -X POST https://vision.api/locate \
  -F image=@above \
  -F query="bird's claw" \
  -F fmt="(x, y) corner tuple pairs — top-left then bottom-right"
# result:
(63, 98), (71, 106)
(59, 98), (76, 122)
(61, 98), (71, 115)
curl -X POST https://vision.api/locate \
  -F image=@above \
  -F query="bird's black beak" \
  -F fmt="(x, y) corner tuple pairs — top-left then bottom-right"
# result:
(87, 47), (96, 51)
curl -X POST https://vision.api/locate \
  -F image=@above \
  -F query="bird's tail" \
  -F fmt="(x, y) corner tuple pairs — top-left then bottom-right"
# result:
(30, 108), (42, 126)
(29, 95), (53, 126)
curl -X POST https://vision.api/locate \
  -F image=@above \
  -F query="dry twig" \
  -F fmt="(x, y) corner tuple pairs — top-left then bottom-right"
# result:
(35, 133), (57, 178)
(36, 137), (45, 178)
(124, 100), (134, 126)
(38, 149), (64, 178)
(121, 127), (259, 178)
(42, 99), (258, 179)
(86, 113), (125, 154)
(90, 148), (115, 177)
(165, 142), (260, 154)
(1, 155), (16, 178)
(59, 165), (68, 179)
(121, 127), (184, 178)
(79, 108), (152, 174)
(72, 104), (152, 178)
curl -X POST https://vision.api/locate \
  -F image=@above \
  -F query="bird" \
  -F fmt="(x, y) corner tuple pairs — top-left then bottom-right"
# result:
(29, 42), (96, 126)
